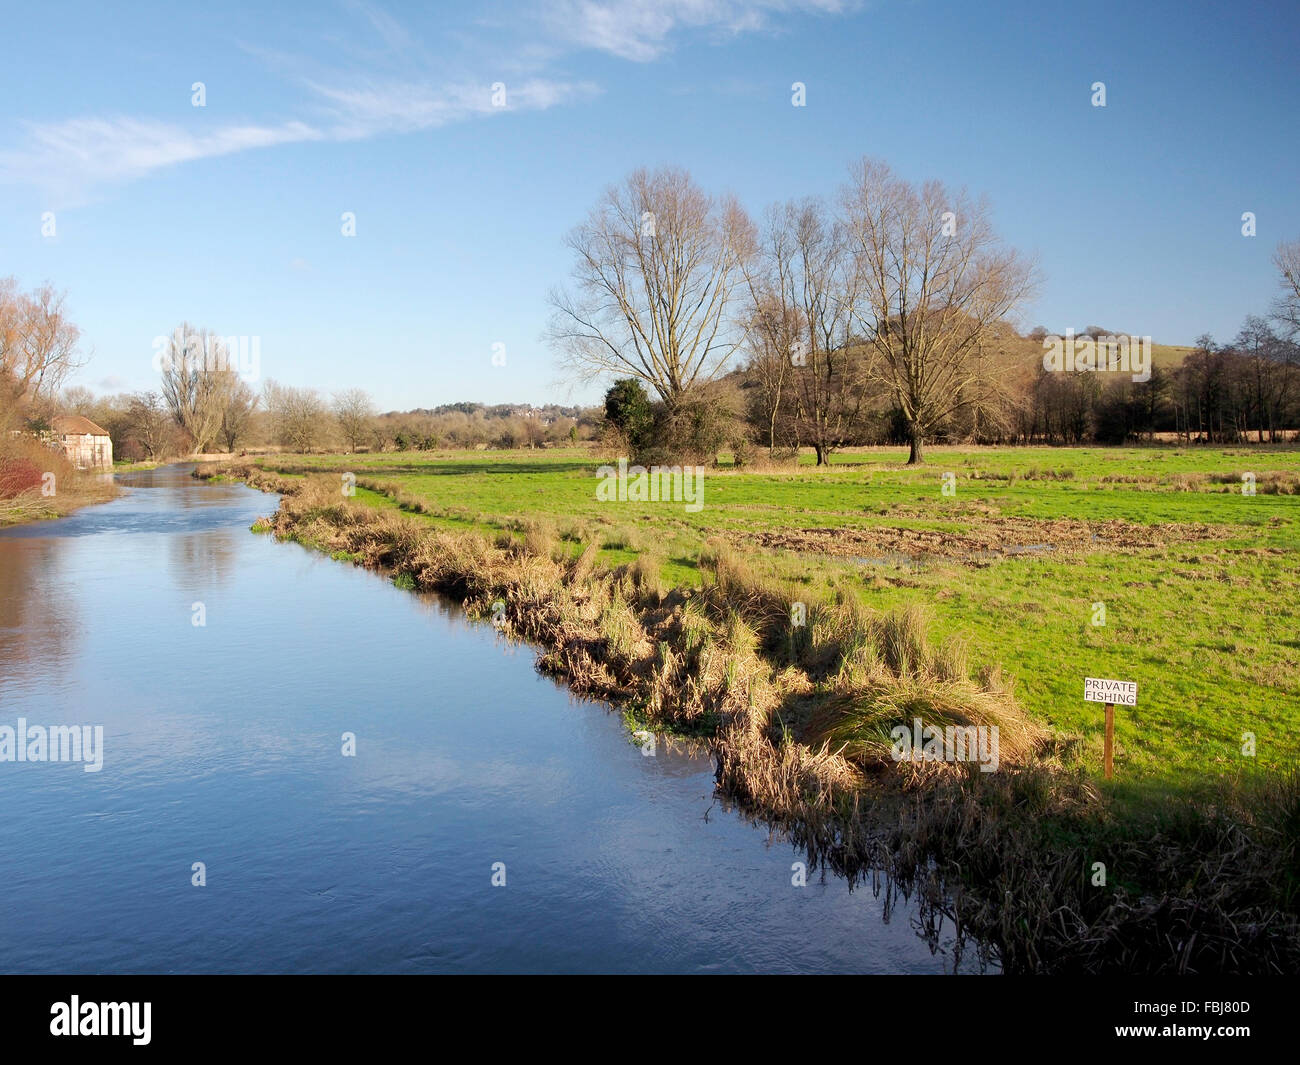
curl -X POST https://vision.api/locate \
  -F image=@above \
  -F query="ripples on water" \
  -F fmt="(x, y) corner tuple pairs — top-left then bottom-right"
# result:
(0, 466), (976, 973)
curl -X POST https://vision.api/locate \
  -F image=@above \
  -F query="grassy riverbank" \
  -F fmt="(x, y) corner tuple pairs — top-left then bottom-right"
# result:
(0, 483), (117, 526)
(196, 445), (1300, 973)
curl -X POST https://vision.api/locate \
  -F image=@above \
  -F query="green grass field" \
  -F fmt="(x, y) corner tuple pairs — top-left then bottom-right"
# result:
(246, 444), (1300, 796)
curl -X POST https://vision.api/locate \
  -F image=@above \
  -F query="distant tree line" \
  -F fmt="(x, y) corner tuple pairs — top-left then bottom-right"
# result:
(63, 380), (603, 460)
(1013, 322), (1300, 445)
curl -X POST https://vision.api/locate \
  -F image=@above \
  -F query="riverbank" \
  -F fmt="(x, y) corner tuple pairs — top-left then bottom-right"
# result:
(0, 431), (120, 527)
(196, 458), (1300, 973)
(0, 472), (117, 526)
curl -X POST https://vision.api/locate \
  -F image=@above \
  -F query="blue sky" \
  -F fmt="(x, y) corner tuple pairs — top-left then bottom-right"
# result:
(1, 0), (1297, 410)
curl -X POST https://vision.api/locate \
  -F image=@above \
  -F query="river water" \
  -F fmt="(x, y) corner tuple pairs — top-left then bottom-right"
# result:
(0, 466), (968, 974)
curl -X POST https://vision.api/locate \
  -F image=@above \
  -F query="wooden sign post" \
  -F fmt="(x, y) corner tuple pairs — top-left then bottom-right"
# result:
(1103, 702), (1115, 779)
(1084, 678), (1137, 780)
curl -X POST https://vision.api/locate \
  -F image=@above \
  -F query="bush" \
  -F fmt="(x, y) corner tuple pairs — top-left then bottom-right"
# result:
(603, 379), (655, 454)
(640, 392), (737, 465)
(0, 430), (74, 500)
(0, 456), (44, 498)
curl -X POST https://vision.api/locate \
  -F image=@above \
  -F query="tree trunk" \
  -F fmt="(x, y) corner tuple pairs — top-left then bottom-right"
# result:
(814, 444), (826, 466)
(907, 430), (925, 465)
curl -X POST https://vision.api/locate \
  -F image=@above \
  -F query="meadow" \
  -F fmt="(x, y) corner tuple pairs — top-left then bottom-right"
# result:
(238, 443), (1300, 799)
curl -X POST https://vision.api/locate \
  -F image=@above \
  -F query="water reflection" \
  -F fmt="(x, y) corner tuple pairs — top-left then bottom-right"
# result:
(0, 536), (79, 694)
(167, 527), (239, 588)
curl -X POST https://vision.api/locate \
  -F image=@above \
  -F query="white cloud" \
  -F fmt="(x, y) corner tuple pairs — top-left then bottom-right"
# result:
(309, 78), (599, 138)
(0, 117), (324, 201)
(0, 76), (595, 202)
(542, 0), (851, 61)
(344, 0), (416, 55)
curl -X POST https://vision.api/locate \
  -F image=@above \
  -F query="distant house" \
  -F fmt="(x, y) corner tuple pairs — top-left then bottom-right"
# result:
(51, 415), (113, 470)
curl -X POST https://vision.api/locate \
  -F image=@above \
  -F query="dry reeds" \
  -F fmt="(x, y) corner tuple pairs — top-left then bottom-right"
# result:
(1, 434), (116, 525)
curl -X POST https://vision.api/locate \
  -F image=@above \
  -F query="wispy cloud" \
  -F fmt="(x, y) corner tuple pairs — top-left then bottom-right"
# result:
(309, 78), (599, 139)
(0, 117), (322, 195)
(540, 0), (852, 62)
(344, 0), (416, 55)
(0, 0), (845, 202)
(0, 75), (594, 203)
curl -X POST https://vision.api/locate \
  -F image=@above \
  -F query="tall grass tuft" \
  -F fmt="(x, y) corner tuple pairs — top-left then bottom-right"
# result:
(523, 517), (558, 559)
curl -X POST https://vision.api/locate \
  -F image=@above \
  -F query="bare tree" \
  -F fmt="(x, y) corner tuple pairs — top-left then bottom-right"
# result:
(157, 323), (238, 453)
(263, 379), (328, 453)
(219, 378), (259, 452)
(739, 207), (800, 455)
(547, 166), (752, 408)
(958, 322), (1027, 443)
(333, 387), (376, 452)
(745, 198), (864, 465)
(841, 159), (1036, 463)
(1234, 316), (1297, 443)
(60, 384), (97, 414)
(741, 297), (799, 454)
(126, 391), (170, 459)
(0, 280), (85, 407)
(1273, 238), (1300, 340)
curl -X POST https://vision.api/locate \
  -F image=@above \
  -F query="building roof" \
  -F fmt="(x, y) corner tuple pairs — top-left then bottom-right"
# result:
(51, 414), (110, 437)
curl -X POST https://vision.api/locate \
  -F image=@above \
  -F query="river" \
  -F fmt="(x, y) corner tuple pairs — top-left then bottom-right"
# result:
(0, 465), (972, 973)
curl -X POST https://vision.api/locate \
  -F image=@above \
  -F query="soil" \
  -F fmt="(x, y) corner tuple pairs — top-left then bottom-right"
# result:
(740, 516), (1232, 561)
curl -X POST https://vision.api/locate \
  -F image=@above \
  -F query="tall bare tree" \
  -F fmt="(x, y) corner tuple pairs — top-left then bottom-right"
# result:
(219, 378), (259, 452)
(547, 166), (752, 408)
(126, 391), (170, 459)
(1274, 238), (1300, 340)
(841, 159), (1036, 463)
(333, 388), (376, 452)
(0, 280), (85, 409)
(740, 206), (800, 455)
(745, 198), (864, 464)
(158, 323), (238, 453)
(741, 297), (800, 454)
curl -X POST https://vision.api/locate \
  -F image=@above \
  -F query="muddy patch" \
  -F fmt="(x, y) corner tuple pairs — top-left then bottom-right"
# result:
(741, 517), (1232, 563)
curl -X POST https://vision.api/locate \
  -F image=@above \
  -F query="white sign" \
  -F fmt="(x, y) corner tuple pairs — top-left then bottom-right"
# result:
(1084, 677), (1137, 705)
